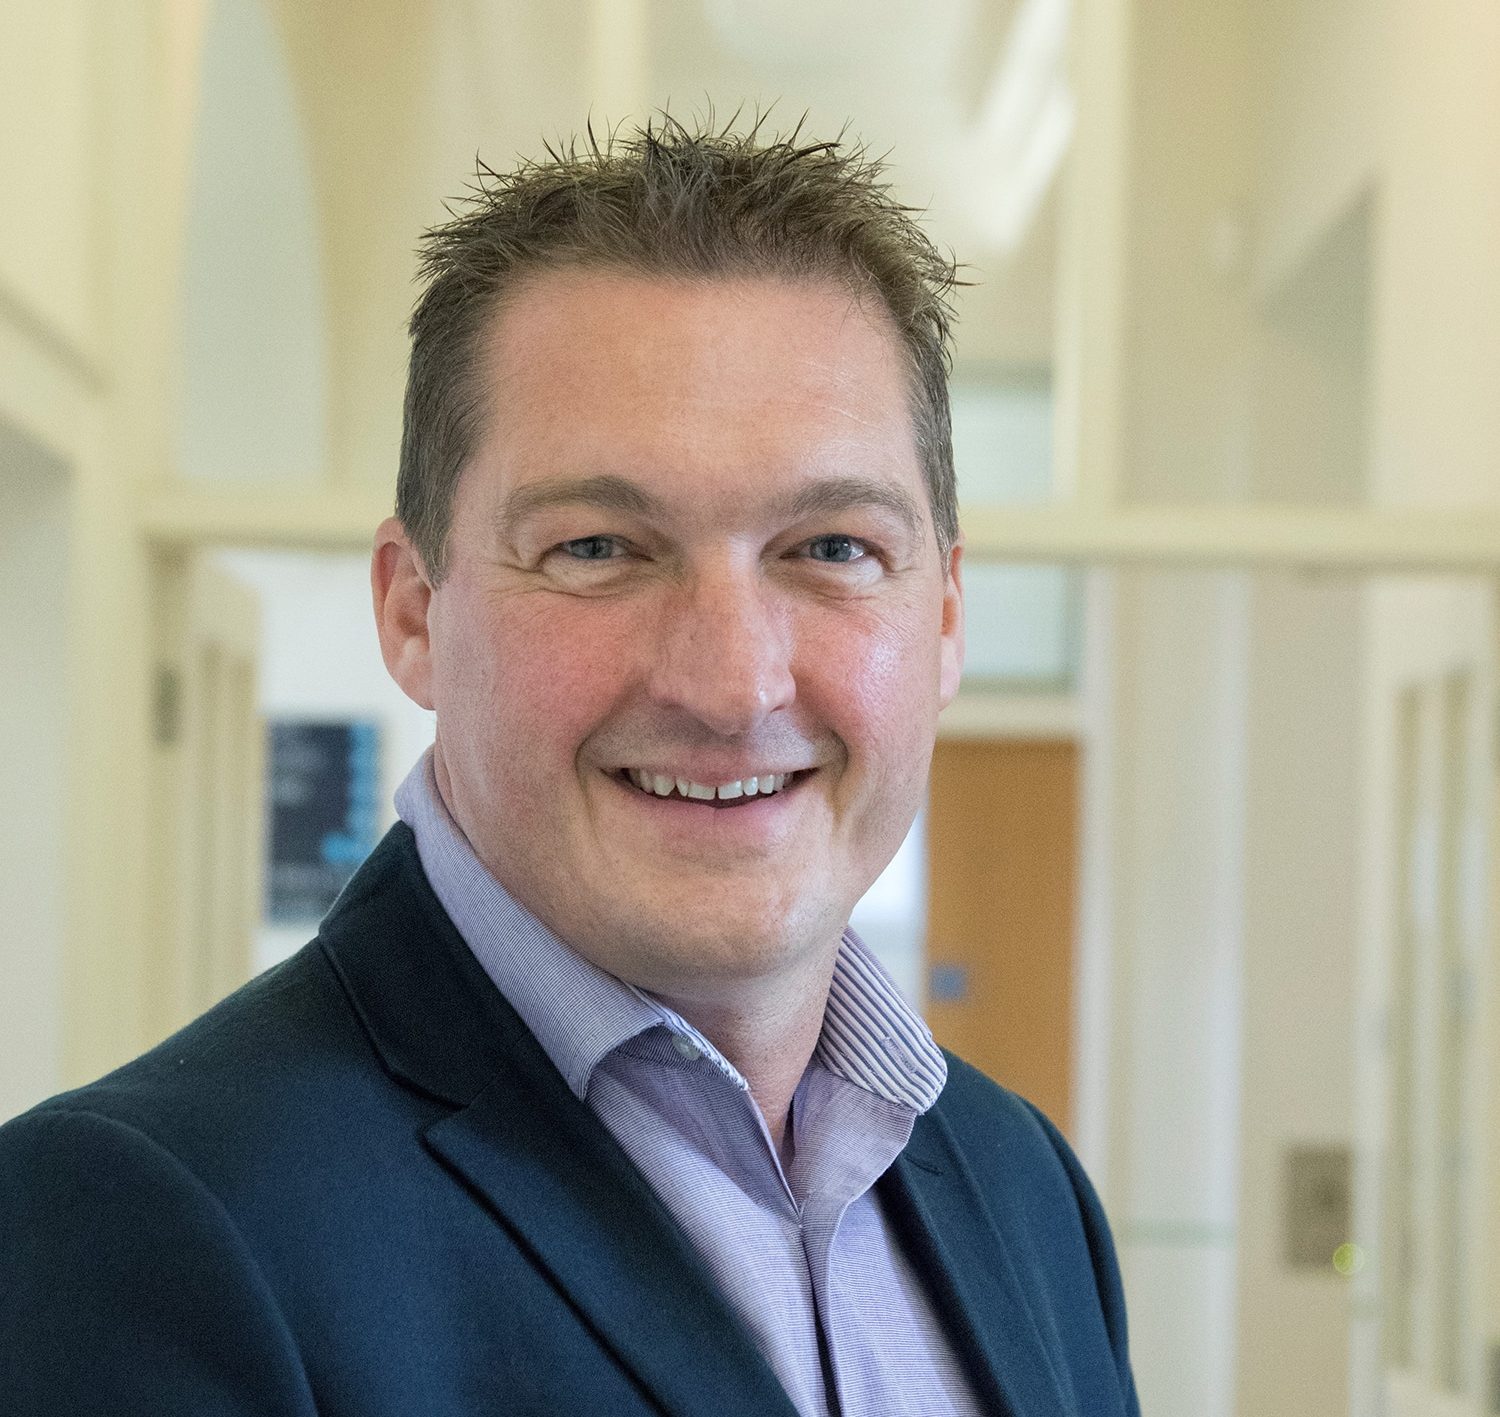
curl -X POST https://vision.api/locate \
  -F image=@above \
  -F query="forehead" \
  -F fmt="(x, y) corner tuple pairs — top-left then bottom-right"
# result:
(470, 268), (921, 515)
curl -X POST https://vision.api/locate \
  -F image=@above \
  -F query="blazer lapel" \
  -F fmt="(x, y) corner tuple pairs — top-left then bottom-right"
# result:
(883, 1109), (1074, 1417)
(423, 1046), (798, 1417)
(321, 826), (798, 1417)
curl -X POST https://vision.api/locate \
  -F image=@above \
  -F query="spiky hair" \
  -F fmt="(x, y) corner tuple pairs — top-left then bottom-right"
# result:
(398, 111), (961, 579)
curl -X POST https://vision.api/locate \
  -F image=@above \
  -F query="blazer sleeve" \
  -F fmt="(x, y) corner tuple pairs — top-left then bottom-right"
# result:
(1021, 1098), (1141, 1417)
(0, 1106), (318, 1417)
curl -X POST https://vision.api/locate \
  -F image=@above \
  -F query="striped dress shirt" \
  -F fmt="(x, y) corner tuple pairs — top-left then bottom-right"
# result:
(397, 751), (982, 1417)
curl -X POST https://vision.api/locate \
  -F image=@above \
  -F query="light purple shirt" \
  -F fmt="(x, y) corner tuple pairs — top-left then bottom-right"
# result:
(396, 752), (982, 1417)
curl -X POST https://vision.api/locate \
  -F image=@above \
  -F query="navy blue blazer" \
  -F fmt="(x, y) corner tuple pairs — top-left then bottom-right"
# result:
(0, 825), (1138, 1416)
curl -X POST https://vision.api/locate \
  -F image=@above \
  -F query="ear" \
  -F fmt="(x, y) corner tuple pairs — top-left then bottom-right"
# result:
(937, 538), (964, 709)
(372, 516), (436, 710)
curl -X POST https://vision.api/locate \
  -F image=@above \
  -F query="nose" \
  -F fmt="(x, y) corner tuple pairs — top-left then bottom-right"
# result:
(645, 567), (796, 737)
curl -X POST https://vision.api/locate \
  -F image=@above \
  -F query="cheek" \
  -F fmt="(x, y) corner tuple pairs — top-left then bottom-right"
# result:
(801, 602), (942, 775)
(444, 596), (639, 760)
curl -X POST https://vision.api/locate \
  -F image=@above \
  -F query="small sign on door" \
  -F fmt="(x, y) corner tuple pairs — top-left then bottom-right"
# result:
(928, 962), (972, 1004)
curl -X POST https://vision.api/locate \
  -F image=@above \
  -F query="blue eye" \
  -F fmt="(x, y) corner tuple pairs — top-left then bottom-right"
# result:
(560, 536), (620, 560)
(807, 535), (863, 563)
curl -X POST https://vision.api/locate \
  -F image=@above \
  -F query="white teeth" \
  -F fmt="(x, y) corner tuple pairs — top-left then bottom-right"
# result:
(626, 770), (796, 799)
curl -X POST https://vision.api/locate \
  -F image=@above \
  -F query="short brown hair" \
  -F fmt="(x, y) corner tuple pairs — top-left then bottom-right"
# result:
(398, 113), (961, 581)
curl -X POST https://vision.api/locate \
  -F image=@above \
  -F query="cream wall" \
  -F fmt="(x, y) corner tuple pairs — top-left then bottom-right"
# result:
(265, 0), (595, 491)
(0, 428), (70, 1120)
(1248, 0), (1387, 295)
(178, 0), (328, 484)
(0, 0), (94, 352)
(0, 0), (206, 1092)
(1123, 0), (1254, 507)
(1253, 0), (1500, 1409)
(0, 0), (102, 1111)
(0, 0), (99, 464)
(1371, 0), (1500, 509)
(1068, 1), (1415, 1413)
(1068, 2), (1500, 1414)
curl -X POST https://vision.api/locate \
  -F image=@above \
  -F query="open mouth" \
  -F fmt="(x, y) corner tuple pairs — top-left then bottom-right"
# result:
(615, 768), (806, 808)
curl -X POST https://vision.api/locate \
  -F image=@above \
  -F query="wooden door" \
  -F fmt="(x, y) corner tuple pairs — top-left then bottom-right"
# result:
(925, 738), (1078, 1136)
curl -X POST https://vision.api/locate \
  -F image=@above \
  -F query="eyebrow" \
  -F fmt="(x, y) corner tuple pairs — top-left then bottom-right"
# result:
(782, 477), (926, 542)
(499, 474), (666, 528)
(498, 471), (927, 541)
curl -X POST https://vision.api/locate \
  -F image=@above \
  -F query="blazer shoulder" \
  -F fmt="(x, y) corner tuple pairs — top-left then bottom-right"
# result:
(1, 936), (390, 1193)
(932, 1050), (1113, 1255)
(0, 1099), (320, 1415)
(7, 826), (439, 1152)
(930, 1051), (1140, 1415)
(933, 1050), (1068, 1164)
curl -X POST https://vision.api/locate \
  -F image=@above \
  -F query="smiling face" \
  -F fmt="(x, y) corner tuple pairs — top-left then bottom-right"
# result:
(376, 269), (962, 1013)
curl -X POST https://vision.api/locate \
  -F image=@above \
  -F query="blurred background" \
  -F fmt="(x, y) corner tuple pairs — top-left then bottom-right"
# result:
(3, 1), (1499, 1413)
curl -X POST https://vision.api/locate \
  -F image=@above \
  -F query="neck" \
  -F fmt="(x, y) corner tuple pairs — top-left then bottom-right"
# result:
(659, 969), (834, 1161)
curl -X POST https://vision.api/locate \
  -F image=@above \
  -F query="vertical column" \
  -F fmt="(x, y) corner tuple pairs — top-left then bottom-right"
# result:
(0, 436), (70, 1119)
(62, 0), (195, 1081)
(1051, 0), (1131, 512)
(1082, 568), (1246, 1417)
(1234, 577), (1362, 1417)
(586, 0), (648, 128)
(1063, 2), (1255, 1412)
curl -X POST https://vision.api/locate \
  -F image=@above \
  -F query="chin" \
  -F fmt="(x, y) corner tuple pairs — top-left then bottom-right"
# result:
(607, 902), (842, 996)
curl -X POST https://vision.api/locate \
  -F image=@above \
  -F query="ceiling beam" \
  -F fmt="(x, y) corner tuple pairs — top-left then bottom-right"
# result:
(959, 503), (1500, 573)
(139, 486), (393, 552)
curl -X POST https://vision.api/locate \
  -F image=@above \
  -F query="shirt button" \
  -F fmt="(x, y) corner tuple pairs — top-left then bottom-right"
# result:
(672, 1035), (702, 1062)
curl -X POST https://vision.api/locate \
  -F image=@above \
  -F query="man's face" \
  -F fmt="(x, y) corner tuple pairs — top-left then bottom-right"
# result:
(382, 269), (962, 1009)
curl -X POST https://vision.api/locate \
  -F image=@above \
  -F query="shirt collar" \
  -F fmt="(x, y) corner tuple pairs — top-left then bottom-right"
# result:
(395, 749), (946, 1113)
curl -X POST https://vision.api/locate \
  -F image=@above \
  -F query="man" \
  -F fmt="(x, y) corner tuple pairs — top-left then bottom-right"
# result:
(0, 118), (1138, 1416)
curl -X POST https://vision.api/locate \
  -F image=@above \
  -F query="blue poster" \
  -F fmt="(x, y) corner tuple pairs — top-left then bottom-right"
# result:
(266, 719), (381, 924)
